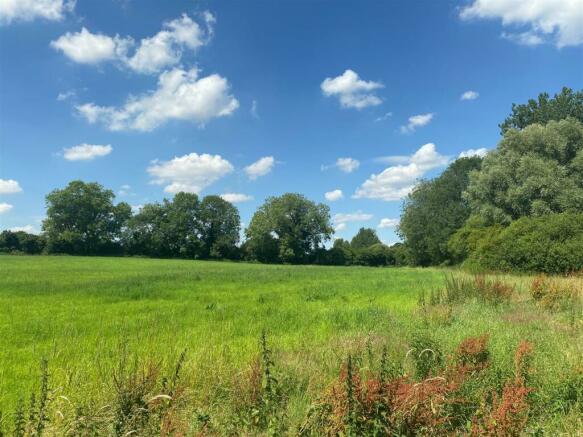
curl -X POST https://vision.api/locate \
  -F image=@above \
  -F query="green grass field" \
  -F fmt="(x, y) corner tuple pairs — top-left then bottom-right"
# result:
(0, 255), (581, 434)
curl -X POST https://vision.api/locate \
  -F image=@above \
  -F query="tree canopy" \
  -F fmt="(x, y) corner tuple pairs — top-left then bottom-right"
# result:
(499, 87), (583, 134)
(398, 156), (483, 265)
(43, 180), (131, 255)
(245, 193), (333, 263)
(465, 118), (583, 225)
(350, 227), (382, 250)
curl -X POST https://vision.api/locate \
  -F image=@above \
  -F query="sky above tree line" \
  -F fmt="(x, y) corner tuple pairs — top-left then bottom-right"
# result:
(0, 0), (582, 244)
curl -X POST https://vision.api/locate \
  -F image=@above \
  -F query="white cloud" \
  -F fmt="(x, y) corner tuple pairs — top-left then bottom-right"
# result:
(221, 193), (253, 203)
(77, 67), (239, 131)
(126, 13), (212, 74)
(335, 157), (360, 173)
(51, 28), (130, 64)
(354, 143), (449, 201)
(118, 184), (132, 196)
(459, 147), (489, 158)
(321, 69), (383, 109)
(57, 90), (76, 101)
(51, 13), (214, 73)
(378, 218), (399, 229)
(63, 144), (112, 161)
(375, 112), (393, 122)
(460, 0), (583, 48)
(0, 179), (22, 194)
(501, 31), (545, 46)
(244, 156), (275, 180)
(147, 152), (233, 194)
(0, 203), (13, 214)
(0, 0), (74, 24)
(325, 189), (343, 201)
(400, 113), (434, 134)
(461, 90), (479, 101)
(334, 223), (347, 232)
(131, 204), (143, 213)
(333, 211), (374, 224)
(9, 225), (38, 234)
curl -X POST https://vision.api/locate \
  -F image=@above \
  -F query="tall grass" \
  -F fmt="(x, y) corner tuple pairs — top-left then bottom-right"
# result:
(0, 256), (581, 434)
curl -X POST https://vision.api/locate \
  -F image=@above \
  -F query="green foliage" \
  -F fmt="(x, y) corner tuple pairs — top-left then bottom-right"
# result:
(43, 180), (131, 255)
(465, 119), (583, 225)
(466, 213), (583, 274)
(398, 157), (482, 266)
(354, 243), (393, 267)
(198, 195), (241, 259)
(0, 231), (45, 254)
(350, 227), (381, 250)
(124, 192), (240, 259)
(447, 215), (503, 264)
(500, 87), (583, 134)
(245, 193), (333, 263)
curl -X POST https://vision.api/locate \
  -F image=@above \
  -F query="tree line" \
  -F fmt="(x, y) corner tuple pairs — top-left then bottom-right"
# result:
(2, 87), (583, 272)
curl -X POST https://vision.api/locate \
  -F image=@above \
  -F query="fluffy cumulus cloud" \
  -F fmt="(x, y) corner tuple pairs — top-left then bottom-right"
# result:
(77, 68), (239, 131)
(0, 0), (74, 24)
(325, 189), (343, 201)
(354, 143), (449, 201)
(0, 179), (22, 194)
(63, 144), (112, 161)
(221, 193), (253, 203)
(461, 90), (479, 101)
(244, 156), (275, 180)
(0, 203), (13, 214)
(322, 157), (360, 173)
(147, 152), (233, 194)
(51, 28), (130, 64)
(400, 113), (434, 134)
(460, 0), (583, 48)
(321, 69), (383, 109)
(378, 218), (400, 229)
(51, 13), (214, 73)
(459, 147), (489, 158)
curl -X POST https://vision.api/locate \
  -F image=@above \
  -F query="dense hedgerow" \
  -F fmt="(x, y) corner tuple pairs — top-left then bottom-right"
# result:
(454, 213), (583, 274)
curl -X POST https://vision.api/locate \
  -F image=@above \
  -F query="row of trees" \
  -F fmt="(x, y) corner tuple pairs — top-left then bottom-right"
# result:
(1, 183), (407, 266)
(398, 87), (583, 273)
(2, 87), (582, 272)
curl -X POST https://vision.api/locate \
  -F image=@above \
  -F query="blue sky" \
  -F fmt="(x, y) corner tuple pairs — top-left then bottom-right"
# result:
(1, 0), (582, 243)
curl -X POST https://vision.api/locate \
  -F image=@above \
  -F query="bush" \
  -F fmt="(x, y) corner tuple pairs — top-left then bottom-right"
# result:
(355, 243), (394, 267)
(463, 213), (583, 274)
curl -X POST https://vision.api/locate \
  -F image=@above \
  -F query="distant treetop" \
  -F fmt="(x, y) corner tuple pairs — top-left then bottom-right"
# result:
(499, 87), (583, 134)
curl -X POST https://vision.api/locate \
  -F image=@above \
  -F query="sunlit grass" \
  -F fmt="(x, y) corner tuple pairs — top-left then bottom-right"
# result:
(0, 255), (580, 433)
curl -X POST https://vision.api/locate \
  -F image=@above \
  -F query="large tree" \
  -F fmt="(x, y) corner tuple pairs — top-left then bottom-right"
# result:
(398, 156), (483, 266)
(198, 195), (240, 259)
(245, 193), (333, 263)
(350, 227), (381, 250)
(124, 192), (202, 258)
(465, 118), (583, 225)
(43, 180), (131, 255)
(499, 87), (583, 134)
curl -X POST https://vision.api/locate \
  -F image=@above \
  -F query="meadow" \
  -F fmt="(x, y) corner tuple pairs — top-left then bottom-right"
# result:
(0, 255), (581, 435)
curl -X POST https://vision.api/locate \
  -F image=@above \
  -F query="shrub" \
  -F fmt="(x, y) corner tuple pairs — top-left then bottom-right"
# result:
(530, 275), (578, 310)
(433, 275), (513, 306)
(471, 341), (534, 436)
(465, 213), (583, 274)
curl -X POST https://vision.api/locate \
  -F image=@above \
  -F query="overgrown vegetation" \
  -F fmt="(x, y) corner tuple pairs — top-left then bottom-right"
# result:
(0, 257), (581, 434)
